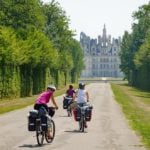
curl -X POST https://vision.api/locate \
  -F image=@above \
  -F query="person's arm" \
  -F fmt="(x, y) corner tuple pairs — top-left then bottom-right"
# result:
(86, 91), (89, 102)
(72, 90), (76, 100)
(75, 89), (78, 98)
(51, 95), (58, 109)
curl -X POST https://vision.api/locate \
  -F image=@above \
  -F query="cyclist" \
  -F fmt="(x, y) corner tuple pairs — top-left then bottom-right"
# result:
(75, 82), (89, 128)
(64, 85), (76, 115)
(76, 83), (89, 103)
(65, 85), (76, 99)
(34, 85), (58, 139)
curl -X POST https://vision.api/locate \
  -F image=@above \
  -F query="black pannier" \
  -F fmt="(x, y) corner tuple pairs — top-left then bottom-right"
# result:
(41, 115), (48, 131)
(63, 98), (69, 109)
(63, 97), (73, 109)
(85, 106), (93, 121)
(28, 110), (38, 131)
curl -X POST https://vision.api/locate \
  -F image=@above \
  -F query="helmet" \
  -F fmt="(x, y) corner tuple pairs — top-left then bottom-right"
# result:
(79, 82), (85, 89)
(47, 85), (56, 91)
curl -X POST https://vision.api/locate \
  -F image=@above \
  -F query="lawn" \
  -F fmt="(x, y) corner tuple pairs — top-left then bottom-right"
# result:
(111, 83), (150, 149)
(0, 84), (78, 114)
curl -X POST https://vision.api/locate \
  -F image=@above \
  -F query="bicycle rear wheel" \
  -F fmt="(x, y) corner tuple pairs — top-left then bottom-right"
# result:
(79, 117), (84, 132)
(36, 126), (44, 146)
(45, 119), (55, 143)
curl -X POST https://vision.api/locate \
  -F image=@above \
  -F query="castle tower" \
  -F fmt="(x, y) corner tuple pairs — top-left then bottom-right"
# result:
(102, 24), (107, 47)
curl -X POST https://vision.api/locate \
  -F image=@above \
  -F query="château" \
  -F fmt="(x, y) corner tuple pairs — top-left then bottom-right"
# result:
(80, 25), (122, 78)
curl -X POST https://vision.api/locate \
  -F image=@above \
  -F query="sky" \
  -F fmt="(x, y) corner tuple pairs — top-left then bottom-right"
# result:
(42, 0), (149, 40)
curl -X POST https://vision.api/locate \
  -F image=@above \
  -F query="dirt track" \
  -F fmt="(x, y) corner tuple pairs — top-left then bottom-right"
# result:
(0, 83), (145, 150)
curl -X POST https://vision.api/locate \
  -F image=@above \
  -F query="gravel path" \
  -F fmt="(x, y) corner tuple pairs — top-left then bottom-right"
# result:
(0, 83), (145, 150)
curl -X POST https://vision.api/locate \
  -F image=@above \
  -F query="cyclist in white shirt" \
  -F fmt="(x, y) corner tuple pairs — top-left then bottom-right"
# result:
(75, 83), (90, 128)
(76, 83), (89, 104)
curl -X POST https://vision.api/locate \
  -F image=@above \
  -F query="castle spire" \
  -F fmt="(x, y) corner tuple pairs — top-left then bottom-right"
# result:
(103, 24), (106, 38)
(102, 24), (107, 47)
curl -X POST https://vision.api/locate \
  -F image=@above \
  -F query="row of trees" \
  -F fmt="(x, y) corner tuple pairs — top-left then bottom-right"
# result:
(120, 2), (150, 90)
(0, 0), (84, 98)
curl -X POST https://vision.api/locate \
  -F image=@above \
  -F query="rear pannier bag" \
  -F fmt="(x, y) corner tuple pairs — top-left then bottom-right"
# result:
(63, 98), (69, 109)
(28, 110), (38, 131)
(73, 107), (81, 121)
(41, 115), (48, 131)
(85, 106), (93, 121)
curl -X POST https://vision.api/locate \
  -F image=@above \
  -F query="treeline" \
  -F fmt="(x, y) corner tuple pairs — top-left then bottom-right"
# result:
(120, 2), (150, 90)
(0, 0), (84, 99)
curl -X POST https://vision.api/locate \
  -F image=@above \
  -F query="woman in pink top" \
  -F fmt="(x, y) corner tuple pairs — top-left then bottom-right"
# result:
(34, 85), (58, 139)
(34, 85), (58, 111)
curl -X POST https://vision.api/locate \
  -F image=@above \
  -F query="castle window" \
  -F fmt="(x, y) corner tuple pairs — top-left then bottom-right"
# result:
(107, 64), (109, 69)
(100, 64), (102, 69)
(92, 64), (95, 69)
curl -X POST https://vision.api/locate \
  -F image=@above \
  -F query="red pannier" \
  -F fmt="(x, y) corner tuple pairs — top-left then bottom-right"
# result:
(73, 107), (81, 121)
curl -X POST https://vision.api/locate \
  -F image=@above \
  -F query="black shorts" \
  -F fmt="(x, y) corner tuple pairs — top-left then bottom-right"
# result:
(34, 104), (55, 117)
(34, 103), (48, 111)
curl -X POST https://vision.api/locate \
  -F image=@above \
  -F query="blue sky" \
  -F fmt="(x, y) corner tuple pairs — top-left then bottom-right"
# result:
(42, 0), (149, 40)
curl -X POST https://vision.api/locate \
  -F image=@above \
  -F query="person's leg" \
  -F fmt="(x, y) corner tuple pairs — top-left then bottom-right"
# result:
(70, 101), (77, 115)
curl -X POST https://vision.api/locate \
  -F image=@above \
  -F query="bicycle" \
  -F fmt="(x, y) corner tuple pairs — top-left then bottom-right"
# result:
(74, 103), (93, 132)
(28, 107), (56, 146)
(63, 96), (73, 117)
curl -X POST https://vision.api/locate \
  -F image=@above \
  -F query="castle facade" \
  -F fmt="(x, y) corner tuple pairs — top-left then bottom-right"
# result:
(80, 25), (122, 78)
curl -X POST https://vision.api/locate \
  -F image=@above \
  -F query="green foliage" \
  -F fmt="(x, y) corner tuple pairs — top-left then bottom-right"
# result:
(0, 26), (19, 64)
(120, 31), (133, 83)
(0, 26), (20, 98)
(0, 0), (45, 30)
(43, 0), (74, 51)
(134, 33), (150, 90)
(120, 2), (150, 90)
(134, 34), (150, 69)
(70, 39), (84, 83)
(0, 0), (84, 99)
(17, 29), (58, 67)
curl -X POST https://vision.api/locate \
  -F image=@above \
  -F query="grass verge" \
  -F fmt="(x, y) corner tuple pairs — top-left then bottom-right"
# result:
(111, 83), (150, 149)
(0, 84), (78, 115)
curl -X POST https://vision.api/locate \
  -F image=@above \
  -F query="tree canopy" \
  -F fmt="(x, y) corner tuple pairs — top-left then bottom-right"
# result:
(0, 0), (84, 98)
(120, 2), (150, 90)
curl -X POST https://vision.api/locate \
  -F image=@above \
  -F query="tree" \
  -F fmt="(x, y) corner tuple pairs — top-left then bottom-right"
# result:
(0, 26), (20, 98)
(0, 0), (45, 30)
(43, 0), (74, 51)
(119, 31), (133, 84)
(134, 32), (150, 90)
(120, 2), (150, 89)
(70, 39), (84, 83)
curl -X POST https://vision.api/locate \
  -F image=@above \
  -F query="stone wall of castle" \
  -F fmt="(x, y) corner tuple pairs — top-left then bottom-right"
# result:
(80, 25), (123, 78)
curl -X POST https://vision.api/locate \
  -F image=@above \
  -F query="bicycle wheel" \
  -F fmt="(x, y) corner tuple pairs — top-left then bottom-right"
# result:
(79, 117), (84, 132)
(45, 119), (55, 143)
(36, 125), (44, 146)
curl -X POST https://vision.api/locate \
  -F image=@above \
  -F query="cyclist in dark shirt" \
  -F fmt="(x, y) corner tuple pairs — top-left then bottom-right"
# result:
(66, 85), (76, 99)
(64, 85), (76, 115)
